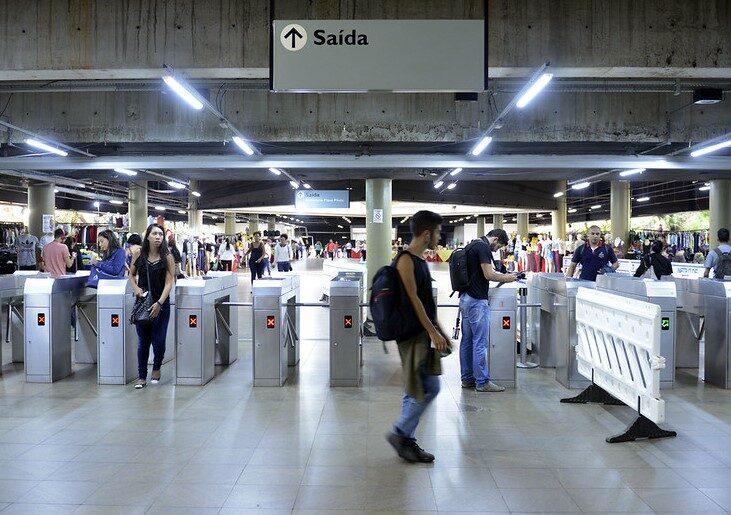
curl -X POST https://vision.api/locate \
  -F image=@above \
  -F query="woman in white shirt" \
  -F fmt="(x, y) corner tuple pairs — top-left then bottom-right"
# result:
(218, 238), (236, 271)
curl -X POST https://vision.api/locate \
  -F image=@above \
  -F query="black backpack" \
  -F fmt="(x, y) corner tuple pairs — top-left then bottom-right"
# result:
(448, 239), (487, 295)
(369, 252), (422, 342)
(713, 248), (731, 279)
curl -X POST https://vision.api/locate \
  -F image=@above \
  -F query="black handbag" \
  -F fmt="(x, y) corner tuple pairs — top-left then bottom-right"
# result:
(130, 259), (155, 325)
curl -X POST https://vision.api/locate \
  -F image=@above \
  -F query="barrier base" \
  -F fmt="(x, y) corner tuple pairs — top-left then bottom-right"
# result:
(560, 384), (624, 405)
(606, 414), (677, 443)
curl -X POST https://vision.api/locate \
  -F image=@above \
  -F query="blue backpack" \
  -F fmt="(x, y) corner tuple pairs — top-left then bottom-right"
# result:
(369, 252), (422, 342)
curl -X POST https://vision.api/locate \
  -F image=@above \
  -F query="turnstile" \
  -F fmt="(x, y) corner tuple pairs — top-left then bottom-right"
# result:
(535, 273), (568, 367)
(0, 271), (38, 366)
(329, 274), (362, 386)
(252, 276), (299, 386)
(525, 273), (543, 365)
(674, 277), (705, 370)
(74, 288), (98, 364)
(175, 272), (238, 386)
(487, 282), (519, 388)
(540, 275), (597, 389)
(23, 274), (89, 382)
(701, 280), (731, 389)
(96, 279), (137, 385)
(597, 275), (677, 388)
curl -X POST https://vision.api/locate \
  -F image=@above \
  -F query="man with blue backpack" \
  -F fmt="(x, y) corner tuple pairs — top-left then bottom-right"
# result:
(378, 210), (449, 463)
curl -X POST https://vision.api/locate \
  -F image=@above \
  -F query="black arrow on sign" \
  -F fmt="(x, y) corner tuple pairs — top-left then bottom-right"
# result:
(283, 27), (304, 49)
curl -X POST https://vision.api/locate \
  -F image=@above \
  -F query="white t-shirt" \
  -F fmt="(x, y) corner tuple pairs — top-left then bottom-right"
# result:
(218, 242), (235, 261)
(16, 234), (39, 267)
(274, 243), (292, 262)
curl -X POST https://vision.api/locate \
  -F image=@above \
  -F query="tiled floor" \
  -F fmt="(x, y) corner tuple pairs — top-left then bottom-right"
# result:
(0, 260), (730, 513)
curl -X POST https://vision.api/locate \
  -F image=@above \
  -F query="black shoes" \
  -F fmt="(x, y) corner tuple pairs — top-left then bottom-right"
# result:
(386, 432), (435, 463)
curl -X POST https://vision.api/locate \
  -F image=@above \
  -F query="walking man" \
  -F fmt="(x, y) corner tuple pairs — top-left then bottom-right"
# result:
(387, 210), (449, 463)
(704, 228), (731, 279)
(274, 234), (293, 272)
(459, 229), (518, 392)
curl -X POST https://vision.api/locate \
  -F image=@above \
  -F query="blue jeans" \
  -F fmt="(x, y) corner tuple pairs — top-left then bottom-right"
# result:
(393, 364), (441, 440)
(277, 261), (292, 272)
(136, 301), (170, 380)
(459, 293), (491, 386)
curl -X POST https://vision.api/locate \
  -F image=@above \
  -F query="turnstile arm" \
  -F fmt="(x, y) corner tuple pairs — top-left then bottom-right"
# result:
(76, 304), (98, 338)
(215, 307), (234, 337)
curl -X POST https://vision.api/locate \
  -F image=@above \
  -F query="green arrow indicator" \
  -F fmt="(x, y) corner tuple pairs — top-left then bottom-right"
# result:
(661, 317), (670, 330)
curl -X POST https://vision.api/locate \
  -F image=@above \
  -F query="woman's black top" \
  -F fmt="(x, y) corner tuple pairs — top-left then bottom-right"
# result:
(135, 255), (169, 303)
(634, 253), (673, 280)
(249, 242), (264, 262)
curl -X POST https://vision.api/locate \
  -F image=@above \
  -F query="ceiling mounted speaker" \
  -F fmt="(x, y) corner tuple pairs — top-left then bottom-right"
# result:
(693, 88), (723, 105)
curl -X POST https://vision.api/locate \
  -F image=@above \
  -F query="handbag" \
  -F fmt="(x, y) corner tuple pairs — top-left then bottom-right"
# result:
(87, 264), (117, 288)
(130, 260), (155, 326)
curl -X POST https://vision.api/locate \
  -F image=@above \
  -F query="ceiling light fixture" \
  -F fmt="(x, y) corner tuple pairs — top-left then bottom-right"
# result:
(449, 167), (463, 176)
(191, 191), (201, 197)
(553, 191), (564, 198)
(516, 73), (554, 108)
(470, 136), (493, 156)
(162, 75), (204, 110)
(268, 167), (282, 176)
(568, 208), (577, 213)
(114, 168), (138, 176)
(536, 214), (544, 218)
(110, 200), (123, 205)
(699, 185), (711, 191)
(167, 180), (186, 190)
(434, 180), (444, 189)
(303, 183), (312, 189)
(619, 168), (646, 177)
(447, 182), (457, 190)
(25, 138), (68, 157)
(177, 210), (186, 214)
(155, 206), (166, 211)
(93, 201), (100, 208)
(590, 204), (602, 210)
(289, 180), (300, 189)
(690, 137), (731, 157)
(572, 181), (591, 190)
(636, 197), (650, 202)
(232, 136), (255, 156)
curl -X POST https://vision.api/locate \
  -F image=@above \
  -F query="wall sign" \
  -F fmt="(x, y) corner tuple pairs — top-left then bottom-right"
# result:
(272, 20), (485, 92)
(42, 214), (54, 234)
(294, 190), (350, 209)
(372, 209), (384, 224)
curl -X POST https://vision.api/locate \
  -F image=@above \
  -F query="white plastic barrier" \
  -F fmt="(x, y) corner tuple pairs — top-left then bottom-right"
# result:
(562, 287), (677, 442)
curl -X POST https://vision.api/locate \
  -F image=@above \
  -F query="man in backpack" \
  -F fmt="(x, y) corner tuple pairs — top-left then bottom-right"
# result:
(386, 210), (449, 463)
(459, 228), (518, 392)
(565, 225), (619, 281)
(704, 228), (731, 279)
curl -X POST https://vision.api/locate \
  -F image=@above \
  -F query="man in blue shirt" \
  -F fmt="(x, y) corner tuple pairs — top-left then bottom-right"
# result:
(704, 228), (731, 279)
(566, 225), (619, 281)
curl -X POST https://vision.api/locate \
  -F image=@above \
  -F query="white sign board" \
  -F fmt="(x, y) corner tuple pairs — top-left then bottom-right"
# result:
(42, 214), (54, 234)
(372, 209), (384, 224)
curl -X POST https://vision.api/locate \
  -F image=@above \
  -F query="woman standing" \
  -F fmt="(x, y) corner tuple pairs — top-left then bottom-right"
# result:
(314, 240), (323, 258)
(129, 224), (175, 389)
(244, 231), (268, 283)
(218, 237), (235, 271)
(90, 230), (127, 283)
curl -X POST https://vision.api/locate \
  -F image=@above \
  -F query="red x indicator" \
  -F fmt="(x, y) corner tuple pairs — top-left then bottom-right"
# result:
(110, 314), (120, 327)
(189, 315), (198, 328)
(344, 315), (353, 328)
(37, 313), (46, 326)
(266, 315), (276, 329)
(502, 316), (511, 330)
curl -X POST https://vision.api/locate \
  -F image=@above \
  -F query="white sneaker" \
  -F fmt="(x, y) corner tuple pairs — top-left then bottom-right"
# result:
(475, 381), (505, 392)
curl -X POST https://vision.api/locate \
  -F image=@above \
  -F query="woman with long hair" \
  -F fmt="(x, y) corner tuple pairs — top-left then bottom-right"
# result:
(244, 231), (268, 283)
(89, 230), (127, 283)
(218, 237), (235, 271)
(129, 224), (176, 388)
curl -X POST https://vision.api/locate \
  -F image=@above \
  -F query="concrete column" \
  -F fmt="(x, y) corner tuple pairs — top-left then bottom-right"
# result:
(552, 180), (567, 239)
(476, 215), (485, 236)
(710, 179), (731, 246)
(493, 214), (504, 230)
(27, 181), (55, 239)
(517, 213), (529, 238)
(224, 212), (236, 236)
(365, 178), (392, 289)
(610, 181), (631, 245)
(188, 180), (202, 233)
(128, 181), (148, 236)
(249, 214), (259, 233)
(268, 216), (276, 233)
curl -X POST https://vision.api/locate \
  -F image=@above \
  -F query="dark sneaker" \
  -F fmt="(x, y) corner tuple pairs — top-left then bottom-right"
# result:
(475, 381), (505, 392)
(404, 440), (435, 463)
(461, 380), (476, 388)
(387, 432), (435, 463)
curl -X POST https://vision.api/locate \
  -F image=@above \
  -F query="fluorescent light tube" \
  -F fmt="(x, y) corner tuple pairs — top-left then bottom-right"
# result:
(337, 225), (344, 228)
(232, 136), (255, 156)
(162, 75), (204, 110)
(114, 168), (138, 176)
(268, 168), (282, 175)
(191, 191), (201, 197)
(303, 183), (312, 189)
(690, 138), (731, 157)
(177, 210), (186, 214)
(447, 182), (457, 190)
(699, 185), (711, 191)
(25, 138), (68, 157)
(572, 182), (591, 190)
(619, 168), (646, 177)
(155, 206), (165, 211)
(434, 180), (444, 189)
(516, 73), (553, 108)
(93, 201), (100, 208)
(289, 180), (299, 189)
(590, 204), (602, 210)
(536, 214), (544, 218)
(553, 191), (565, 198)
(167, 180), (186, 190)
(110, 200), (123, 205)
(449, 168), (463, 176)
(636, 197), (650, 202)
(568, 208), (577, 213)
(470, 136), (493, 156)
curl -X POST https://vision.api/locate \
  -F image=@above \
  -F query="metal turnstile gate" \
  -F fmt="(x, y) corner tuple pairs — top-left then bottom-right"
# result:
(252, 276), (299, 386)
(97, 279), (137, 385)
(175, 272), (238, 385)
(24, 274), (89, 382)
(329, 274), (362, 386)
(487, 282), (519, 388)
(0, 271), (38, 367)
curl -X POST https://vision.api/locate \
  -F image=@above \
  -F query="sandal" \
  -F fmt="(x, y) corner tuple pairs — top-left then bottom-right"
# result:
(134, 378), (146, 389)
